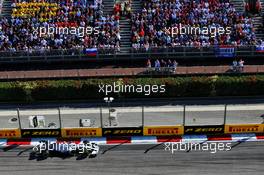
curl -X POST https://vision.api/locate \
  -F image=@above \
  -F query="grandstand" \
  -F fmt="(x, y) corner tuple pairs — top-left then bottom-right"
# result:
(0, 0), (263, 62)
(249, 0), (264, 40)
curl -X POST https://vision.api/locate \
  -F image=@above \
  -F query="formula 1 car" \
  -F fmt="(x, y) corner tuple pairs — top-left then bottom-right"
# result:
(28, 140), (99, 160)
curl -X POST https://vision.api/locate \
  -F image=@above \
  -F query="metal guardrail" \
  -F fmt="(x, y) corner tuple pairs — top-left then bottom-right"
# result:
(1, 104), (263, 130)
(0, 46), (263, 63)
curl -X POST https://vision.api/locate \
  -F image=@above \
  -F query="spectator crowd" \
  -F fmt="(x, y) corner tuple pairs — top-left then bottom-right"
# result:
(0, 0), (261, 54)
(113, 0), (131, 20)
(131, 0), (257, 51)
(0, 0), (121, 53)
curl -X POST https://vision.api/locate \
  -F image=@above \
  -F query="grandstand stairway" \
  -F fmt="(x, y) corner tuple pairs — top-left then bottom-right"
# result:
(253, 14), (264, 40)
(230, 0), (245, 12)
(0, 0), (12, 18)
(231, 0), (264, 41)
(118, 0), (142, 53)
(119, 18), (131, 53)
(131, 0), (141, 13)
(252, 0), (264, 40)
(103, 0), (115, 16)
(112, 0), (131, 53)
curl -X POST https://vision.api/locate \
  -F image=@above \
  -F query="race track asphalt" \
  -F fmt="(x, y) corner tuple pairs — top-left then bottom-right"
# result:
(0, 142), (263, 175)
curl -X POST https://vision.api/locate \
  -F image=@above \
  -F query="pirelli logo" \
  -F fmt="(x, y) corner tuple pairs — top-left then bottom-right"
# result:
(225, 124), (264, 134)
(66, 129), (97, 137)
(0, 129), (21, 138)
(148, 128), (179, 135)
(61, 128), (102, 138)
(229, 126), (259, 132)
(144, 126), (184, 136)
(0, 131), (17, 137)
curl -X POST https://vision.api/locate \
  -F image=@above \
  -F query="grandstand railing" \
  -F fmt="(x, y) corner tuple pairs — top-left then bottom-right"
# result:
(0, 46), (263, 62)
(0, 104), (263, 129)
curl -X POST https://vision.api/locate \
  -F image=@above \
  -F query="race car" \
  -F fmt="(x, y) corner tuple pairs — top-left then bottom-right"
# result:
(29, 140), (99, 160)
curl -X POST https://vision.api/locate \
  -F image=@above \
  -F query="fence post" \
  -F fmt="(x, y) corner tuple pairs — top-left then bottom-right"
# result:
(100, 107), (103, 128)
(223, 104), (227, 125)
(17, 108), (22, 129)
(58, 107), (62, 128)
(142, 106), (144, 127)
(183, 105), (186, 126)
